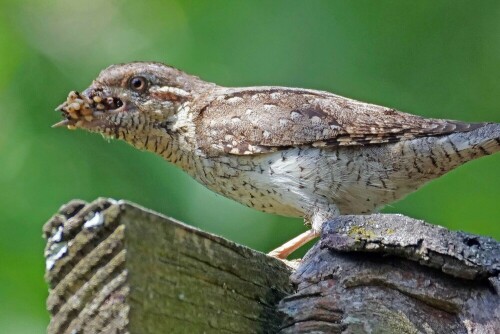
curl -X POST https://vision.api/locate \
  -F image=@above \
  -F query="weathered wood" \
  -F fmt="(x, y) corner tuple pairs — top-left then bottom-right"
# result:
(44, 200), (499, 333)
(278, 214), (500, 334)
(43, 198), (293, 334)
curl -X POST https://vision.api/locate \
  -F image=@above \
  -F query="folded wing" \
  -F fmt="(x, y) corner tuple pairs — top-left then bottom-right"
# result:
(195, 87), (482, 155)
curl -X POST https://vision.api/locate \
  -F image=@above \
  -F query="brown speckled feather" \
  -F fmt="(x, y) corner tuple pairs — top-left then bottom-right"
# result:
(195, 87), (483, 155)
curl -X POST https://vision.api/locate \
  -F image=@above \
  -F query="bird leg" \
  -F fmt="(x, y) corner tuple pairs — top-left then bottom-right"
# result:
(268, 207), (339, 259)
(268, 229), (318, 259)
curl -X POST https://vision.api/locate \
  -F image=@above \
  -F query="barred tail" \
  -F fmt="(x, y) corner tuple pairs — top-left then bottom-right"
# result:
(402, 122), (499, 180)
(444, 122), (500, 159)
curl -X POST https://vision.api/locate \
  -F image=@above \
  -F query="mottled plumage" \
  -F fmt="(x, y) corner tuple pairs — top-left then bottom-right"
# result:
(55, 62), (500, 258)
(195, 86), (483, 155)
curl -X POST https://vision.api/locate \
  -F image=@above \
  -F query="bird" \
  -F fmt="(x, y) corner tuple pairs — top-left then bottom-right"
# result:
(54, 61), (500, 258)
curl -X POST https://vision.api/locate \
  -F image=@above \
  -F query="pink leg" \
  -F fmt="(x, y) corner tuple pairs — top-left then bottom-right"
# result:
(268, 229), (318, 259)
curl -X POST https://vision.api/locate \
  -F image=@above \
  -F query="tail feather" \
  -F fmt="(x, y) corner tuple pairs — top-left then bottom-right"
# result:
(403, 122), (500, 180)
(447, 122), (500, 156)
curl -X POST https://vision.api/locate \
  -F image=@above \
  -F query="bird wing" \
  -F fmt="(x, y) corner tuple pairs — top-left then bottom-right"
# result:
(194, 87), (479, 155)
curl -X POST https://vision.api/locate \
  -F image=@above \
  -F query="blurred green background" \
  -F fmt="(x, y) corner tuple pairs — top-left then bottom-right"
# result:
(0, 0), (499, 332)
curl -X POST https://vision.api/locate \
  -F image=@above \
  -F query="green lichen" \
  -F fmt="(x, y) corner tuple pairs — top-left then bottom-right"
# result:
(348, 226), (376, 239)
(385, 228), (396, 235)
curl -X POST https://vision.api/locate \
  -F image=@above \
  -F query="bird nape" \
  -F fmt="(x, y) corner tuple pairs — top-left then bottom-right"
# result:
(54, 62), (500, 258)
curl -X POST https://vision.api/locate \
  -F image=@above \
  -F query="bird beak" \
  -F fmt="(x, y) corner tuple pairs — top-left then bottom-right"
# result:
(52, 119), (71, 128)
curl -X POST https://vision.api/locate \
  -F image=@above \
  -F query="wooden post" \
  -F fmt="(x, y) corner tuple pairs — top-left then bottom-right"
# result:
(43, 198), (293, 334)
(44, 199), (499, 333)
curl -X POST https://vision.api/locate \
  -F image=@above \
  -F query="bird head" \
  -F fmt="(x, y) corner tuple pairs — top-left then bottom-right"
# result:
(54, 62), (211, 143)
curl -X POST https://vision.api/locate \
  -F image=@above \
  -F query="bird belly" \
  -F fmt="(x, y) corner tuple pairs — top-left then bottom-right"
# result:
(190, 153), (305, 218)
(191, 147), (405, 218)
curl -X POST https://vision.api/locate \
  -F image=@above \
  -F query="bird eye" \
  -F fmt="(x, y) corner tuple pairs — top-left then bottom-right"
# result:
(129, 76), (148, 93)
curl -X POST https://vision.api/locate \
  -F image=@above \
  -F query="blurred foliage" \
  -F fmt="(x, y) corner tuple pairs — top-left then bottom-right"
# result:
(0, 0), (499, 332)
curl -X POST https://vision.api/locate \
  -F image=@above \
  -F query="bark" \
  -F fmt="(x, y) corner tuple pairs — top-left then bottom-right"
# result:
(279, 214), (500, 333)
